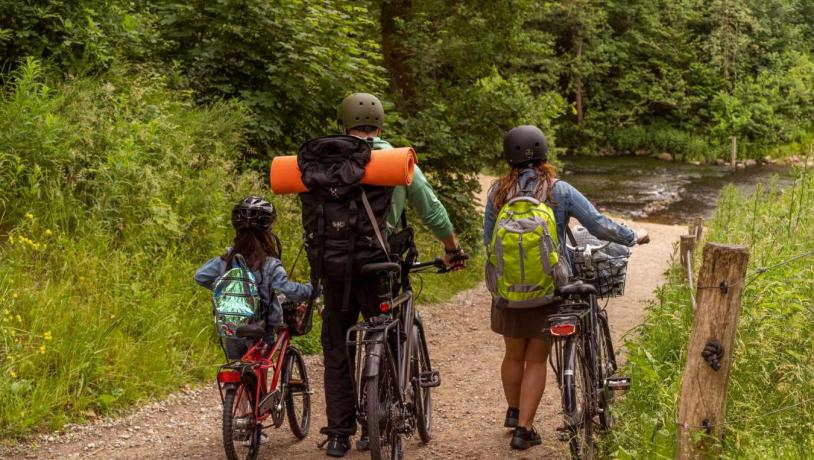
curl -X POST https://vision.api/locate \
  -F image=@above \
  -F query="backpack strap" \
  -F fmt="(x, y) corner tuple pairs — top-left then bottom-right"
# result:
(341, 200), (359, 311)
(360, 189), (391, 263)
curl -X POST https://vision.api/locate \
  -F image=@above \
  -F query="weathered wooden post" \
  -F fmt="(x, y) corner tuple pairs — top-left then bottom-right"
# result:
(730, 136), (738, 170)
(676, 243), (749, 459)
(679, 234), (697, 283)
(688, 217), (704, 241)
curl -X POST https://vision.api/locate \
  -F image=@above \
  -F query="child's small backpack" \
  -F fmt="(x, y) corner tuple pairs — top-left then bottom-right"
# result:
(486, 195), (567, 309)
(211, 254), (261, 336)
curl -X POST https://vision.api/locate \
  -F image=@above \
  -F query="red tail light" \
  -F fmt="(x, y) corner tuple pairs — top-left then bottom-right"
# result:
(379, 302), (390, 313)
(550, 323), (577, 337)
(217, 370), (241, 383)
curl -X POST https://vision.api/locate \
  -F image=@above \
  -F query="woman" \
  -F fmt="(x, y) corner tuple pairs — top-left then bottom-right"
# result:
(483, 125), (648, 450)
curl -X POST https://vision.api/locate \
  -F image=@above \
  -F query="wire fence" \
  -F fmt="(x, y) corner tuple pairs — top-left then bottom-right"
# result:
(677, 245), (814, 431)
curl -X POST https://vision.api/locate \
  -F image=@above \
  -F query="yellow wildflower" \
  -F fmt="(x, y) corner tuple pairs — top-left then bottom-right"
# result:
(9, 370), (17, 379)
(44, 229), (53, 236)
(25, 213), (34, 220)
(44, 331), (52, 341)
(39, 345), (46, 354)
(15, 314), (22, 323)
(7, 235), (14, 244)
(12, 292), (17, 299)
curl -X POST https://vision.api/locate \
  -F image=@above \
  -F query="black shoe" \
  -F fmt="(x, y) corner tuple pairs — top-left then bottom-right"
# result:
(356, 433), (369, 451)
(510, 426), (542, 450)
(325, 435), (351, 458)
(504, 407), (519, 428)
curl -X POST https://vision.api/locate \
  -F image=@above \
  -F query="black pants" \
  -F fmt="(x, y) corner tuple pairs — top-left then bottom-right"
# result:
(320, 277), (385, 437)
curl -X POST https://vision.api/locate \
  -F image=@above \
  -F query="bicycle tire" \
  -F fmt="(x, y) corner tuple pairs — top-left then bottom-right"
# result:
(223, 386), (261, 460)
(366, 359), (402, 460)
(562, 336), (594, 460)
(283, 346), (311, 439)
(595, 310), (615, 431)
(412, 323), (433, 443)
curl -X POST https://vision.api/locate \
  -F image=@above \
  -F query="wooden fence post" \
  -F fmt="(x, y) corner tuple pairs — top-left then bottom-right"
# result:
(730, 136), (738, 170)
(688, 217), (704, 241)
(679, 235), (697, 283)
(676, 243), (749, 459)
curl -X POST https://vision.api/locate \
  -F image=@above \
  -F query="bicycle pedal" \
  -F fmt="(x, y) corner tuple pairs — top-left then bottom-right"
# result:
(605, 376), (631, 391)
(418, 370), (441, 388)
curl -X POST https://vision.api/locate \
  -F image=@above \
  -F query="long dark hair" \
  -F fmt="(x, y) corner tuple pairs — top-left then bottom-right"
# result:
(223, 227), (282, 271)
(491, 161), (557, 211)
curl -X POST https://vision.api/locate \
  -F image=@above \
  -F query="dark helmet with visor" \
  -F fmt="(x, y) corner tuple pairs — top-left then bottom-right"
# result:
(503, 125), (549, 166)
(231, 196), (277, 231)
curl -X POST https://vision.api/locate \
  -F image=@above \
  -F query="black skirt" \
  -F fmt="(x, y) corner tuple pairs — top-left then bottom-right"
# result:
(490, 297), (559, 341)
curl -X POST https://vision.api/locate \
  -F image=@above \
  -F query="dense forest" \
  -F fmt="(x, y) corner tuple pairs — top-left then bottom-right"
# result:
(1, 0), (813, 444)
(3, 0), (814, 235)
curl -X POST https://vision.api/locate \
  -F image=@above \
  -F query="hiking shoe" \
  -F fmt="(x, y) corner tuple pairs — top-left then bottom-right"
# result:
(325, 435), (351, 458)
(240, 431), (268, 446)
(356, 433), (370, 451)
(356, 425), (370, 451)
(510, 426), (542, 450)
(504, 407), (519, 428)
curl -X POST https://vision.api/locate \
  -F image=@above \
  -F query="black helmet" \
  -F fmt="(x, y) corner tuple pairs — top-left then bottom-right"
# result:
(503, 125), (549, 166)
(231, 196), (276, 231)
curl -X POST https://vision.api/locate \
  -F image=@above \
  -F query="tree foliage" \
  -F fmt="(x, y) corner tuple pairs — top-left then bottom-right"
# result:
(2, 0), (814, 240)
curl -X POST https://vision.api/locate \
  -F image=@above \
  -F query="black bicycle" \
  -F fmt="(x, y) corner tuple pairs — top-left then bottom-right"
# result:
(345, 254), (452, 460)
(549, 239), (633, 459)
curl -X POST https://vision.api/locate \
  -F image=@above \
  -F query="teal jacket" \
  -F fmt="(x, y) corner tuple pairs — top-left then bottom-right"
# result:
(369, 137), (454, 239)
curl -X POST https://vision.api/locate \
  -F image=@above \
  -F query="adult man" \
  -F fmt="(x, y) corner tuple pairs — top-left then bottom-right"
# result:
(319, 93), (466, 457)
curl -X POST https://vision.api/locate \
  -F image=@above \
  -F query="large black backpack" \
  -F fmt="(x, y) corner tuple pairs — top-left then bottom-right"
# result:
(297, 135), (394, 308)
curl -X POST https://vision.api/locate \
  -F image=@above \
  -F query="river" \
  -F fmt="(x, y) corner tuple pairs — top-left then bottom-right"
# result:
(560, 155), (794, 224)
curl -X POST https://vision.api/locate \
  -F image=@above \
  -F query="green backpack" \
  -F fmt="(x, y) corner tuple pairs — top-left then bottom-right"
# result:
(211, 254), (261, 337)
(486, 196), (566, 309)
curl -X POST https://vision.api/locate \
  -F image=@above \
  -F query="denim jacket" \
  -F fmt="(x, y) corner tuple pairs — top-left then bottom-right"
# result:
(194, 252), (313, 326)
(483, 168), (635, 268)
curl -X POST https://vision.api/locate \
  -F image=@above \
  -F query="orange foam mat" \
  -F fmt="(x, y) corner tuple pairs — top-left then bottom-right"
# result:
(270, 147), (417, 194)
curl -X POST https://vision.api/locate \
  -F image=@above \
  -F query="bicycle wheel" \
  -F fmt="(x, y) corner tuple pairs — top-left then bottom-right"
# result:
(411, 323), (433, 443)
(223, 384), (261, 460)
(365, 357), (402, 460)
(595, 310), (615, 431)
(283, 346), (311, 439)
(562, 336), (594, 460)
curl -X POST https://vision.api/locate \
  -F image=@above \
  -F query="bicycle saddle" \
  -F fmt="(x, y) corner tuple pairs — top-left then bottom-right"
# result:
(236, 322), (266, 338)
(359, 262), (401, 278)
(556, 281), (597, 297)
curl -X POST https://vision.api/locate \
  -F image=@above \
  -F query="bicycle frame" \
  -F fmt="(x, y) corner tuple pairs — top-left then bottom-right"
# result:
(216, 327), (292, 423)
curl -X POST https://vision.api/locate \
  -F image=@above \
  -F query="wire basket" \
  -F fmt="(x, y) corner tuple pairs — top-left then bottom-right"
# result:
(570, 252), (629, 298)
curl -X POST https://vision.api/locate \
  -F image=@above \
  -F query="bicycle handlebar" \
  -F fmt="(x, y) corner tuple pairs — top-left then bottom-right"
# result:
(565, 240), (611, 256)
(411, 258), (446, 272)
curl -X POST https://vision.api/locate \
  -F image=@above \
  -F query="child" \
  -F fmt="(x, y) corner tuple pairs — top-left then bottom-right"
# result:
(195, 196), (312, 358)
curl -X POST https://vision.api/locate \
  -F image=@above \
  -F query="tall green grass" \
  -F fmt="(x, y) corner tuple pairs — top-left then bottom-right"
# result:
(0, 60), (484, 439)
(606, 170), (814, 458)
(0, 59), (258, 437)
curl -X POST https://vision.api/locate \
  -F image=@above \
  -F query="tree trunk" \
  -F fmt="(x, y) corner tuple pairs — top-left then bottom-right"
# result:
(574, 36), (585, 131)
(380, 0), (415, 112)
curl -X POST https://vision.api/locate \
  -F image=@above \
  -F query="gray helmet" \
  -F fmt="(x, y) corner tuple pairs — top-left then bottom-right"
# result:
(503, 125), (549, 166)
(337, 93), (384, 131)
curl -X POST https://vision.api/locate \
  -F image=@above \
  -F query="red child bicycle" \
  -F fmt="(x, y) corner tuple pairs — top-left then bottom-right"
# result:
(216, 316), (311, 460)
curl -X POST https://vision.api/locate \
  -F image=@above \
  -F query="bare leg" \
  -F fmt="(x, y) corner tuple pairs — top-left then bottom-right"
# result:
(518, 338), (551, 428)
(502, 336), (528, 408)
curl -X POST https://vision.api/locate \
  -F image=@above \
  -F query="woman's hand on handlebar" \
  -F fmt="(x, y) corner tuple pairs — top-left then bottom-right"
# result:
(634, 228), (650, 245)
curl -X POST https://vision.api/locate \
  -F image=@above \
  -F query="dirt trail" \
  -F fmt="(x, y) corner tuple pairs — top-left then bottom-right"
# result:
(3, 179), (685, 460)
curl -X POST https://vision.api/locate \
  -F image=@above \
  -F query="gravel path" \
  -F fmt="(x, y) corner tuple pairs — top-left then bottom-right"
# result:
(2, 217), (683, 460)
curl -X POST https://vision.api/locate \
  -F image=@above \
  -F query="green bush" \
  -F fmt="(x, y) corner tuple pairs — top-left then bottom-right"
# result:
(607, 171), (814, 458)
(0, 60), (258, 437)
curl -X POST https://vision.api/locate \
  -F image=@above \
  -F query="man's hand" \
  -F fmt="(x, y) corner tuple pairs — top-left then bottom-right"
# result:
(443, 249), (469, 271)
